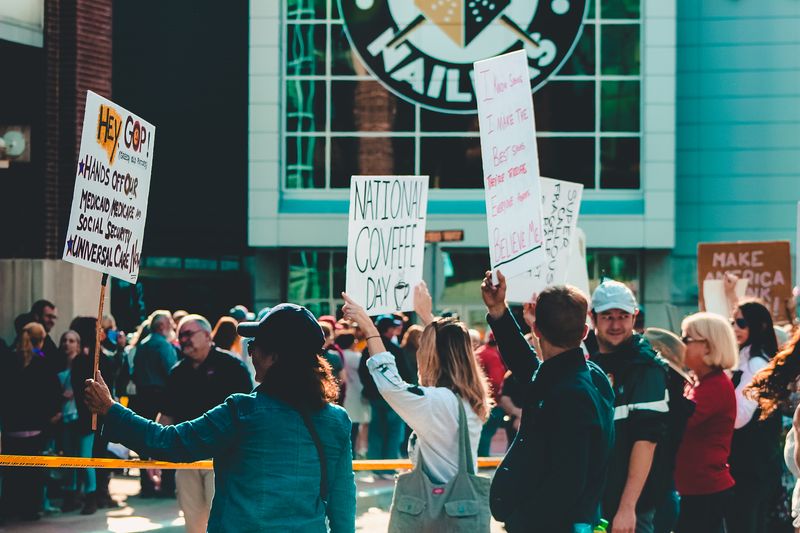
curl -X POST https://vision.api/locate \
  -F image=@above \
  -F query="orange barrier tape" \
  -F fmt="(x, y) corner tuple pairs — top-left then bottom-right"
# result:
(0, 455), (502, 471)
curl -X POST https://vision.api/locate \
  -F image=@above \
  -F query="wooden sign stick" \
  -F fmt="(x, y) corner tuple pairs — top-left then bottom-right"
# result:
(92, 273), (110, 431)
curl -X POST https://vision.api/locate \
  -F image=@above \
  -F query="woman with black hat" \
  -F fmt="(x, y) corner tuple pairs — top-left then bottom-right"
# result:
(84, 303), (355, 532)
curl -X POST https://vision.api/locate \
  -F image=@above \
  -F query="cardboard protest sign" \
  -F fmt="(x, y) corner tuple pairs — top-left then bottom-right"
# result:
(63, 92), (155, 282)
(506, 177), (584, 303)
(345, 176), (429, 315)
(698, 241), (792, 322)
(474, 49), (545, 281)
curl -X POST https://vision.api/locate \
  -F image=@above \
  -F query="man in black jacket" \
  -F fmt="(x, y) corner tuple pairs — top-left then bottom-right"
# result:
(589, 280), (670, 533)
(481, 271), (615, 532)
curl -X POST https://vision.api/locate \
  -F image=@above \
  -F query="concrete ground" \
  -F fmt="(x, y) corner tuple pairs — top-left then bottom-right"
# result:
(1, 432), (510, 532)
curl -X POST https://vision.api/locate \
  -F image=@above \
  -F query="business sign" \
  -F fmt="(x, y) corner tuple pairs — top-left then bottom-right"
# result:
(338, 0), (588, 113)
(475, 49), (544, 281)
(698, 241), (793, 323)
(506, 177), (583, 302)
(63, 91), (155, 282)
(345, 176), (429, 315)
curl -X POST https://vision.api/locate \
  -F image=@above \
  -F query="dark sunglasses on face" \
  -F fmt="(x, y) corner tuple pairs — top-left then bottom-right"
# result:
(682, 335), (705, 344)
(731, 318), (747, 329)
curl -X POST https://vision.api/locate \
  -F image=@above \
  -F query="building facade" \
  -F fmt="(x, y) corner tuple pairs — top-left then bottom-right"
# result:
(2, 0), (798, 339)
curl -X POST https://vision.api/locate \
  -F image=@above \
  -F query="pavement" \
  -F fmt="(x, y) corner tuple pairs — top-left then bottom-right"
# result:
(1, 433), (511, 532)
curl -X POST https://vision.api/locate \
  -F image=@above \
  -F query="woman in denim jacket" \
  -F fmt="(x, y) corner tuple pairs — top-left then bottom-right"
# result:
(84, 304), (355, 533)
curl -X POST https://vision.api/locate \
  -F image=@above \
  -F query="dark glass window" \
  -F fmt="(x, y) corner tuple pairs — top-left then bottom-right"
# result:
(332, 24), (360, 75)
(534, 81), (595, 132)
(287, 80), (326, 132)
(600, 137), (640, 188)
(558, 24), (595, 76)
(420, 109), (481, 133)
(331, 80), (415, 132)
(601, 24), (640, 75)
(537, 137), (596, 188)
(420, 137), (484, 189)
(601, 0), (640, 19)
(286, 24), (326, 76)
(286, 0), (326, 20)
(286, 136), (325, 188)
(601, 80), (639, 131)
(330, 137), (415, 188)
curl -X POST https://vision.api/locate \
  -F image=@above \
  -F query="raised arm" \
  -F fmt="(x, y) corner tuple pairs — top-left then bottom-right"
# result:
(85, 371), (238, 463)
(481, 270), (540, 381)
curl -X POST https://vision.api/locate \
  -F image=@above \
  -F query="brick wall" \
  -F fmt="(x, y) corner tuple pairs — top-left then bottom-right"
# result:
(43, 0), (112, 259)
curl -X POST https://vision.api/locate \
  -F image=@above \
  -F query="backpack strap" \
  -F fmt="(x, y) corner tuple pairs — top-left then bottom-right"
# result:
(454, 391), (475, 475)
(299, 411), (329, 505)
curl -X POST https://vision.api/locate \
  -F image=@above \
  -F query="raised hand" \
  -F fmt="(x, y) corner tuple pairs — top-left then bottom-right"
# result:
(414, 281), (435, 325)
(481, 270), (508, 319)
(84, 370), (115, 416)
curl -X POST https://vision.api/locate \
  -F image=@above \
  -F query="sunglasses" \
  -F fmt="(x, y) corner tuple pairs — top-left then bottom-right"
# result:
(731, 318), (747, 329)
(681, 335), (706, 344)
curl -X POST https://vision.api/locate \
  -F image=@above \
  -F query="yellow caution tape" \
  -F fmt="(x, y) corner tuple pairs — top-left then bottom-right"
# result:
(0, 455), (502, 471)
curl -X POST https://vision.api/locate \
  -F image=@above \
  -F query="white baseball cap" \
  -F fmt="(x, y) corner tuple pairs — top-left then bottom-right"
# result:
(591, 280), (638, 314)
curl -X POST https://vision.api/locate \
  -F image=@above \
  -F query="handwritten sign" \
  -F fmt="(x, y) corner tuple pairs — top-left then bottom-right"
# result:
(62, 92), (155, 282)
(474, 49), (545, 281)
(698, 241), (792, 322)
(506, 177), (584, 303)
(345, 176), (429, 315)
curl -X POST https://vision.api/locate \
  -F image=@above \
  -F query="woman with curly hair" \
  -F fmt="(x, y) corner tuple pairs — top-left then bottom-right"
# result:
(727, 299), (783, 533)
(745, 328), (800, 531)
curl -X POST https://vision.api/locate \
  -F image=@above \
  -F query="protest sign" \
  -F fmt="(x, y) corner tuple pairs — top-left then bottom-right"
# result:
(506, 177), (584, 303)
(345, 176), (429, 315)
(474, 49), (545, 281)
(698, 241), (792, 322)
(62, 91), (155, 283)
(702, 278), (748, 318)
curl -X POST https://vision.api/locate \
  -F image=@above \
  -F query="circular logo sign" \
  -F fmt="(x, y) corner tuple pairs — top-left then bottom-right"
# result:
(339, 0), (588, 114)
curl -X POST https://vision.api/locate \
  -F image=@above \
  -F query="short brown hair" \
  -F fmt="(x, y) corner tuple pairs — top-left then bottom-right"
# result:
(535, 285), (589, 347)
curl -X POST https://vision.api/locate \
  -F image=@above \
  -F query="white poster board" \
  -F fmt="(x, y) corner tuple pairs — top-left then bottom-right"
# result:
(506, 177), (584, 303)
(474, 50), (545, 281)
(345, 176), (429, 315)
(703, 278), (748, 318)
(62, 91), (155, 282)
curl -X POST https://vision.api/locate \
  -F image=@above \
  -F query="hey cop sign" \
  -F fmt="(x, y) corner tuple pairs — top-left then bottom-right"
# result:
(346, 176), (429, 315)
(338, 0), (588, 113)
(63, 91), (155, 282)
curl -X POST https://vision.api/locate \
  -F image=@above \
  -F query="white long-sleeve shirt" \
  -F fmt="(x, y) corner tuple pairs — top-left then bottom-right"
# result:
(734, 345), (770, 429)
(366, 351), (483, 483)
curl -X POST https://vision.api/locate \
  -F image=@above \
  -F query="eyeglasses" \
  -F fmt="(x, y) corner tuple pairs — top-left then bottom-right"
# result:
(731, 318), (747, 329)
(178, 329), (202, 341)
(681, 335), (706, 344)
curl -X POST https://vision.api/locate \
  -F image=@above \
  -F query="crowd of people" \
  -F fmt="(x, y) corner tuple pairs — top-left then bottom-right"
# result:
(1, 273), (800, 532)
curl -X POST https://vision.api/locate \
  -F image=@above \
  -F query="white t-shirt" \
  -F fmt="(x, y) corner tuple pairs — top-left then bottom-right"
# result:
(366, 351), (483, 483)
(734, 345), (770, 429)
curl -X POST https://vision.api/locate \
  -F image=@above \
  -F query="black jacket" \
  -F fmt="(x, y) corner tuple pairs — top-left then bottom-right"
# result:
(590, 334), (669, 516)
(488, 310), (615, 532)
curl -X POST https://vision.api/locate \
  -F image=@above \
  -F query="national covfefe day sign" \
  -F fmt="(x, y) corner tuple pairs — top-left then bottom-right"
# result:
(698, 241), (793, 323)
(63, 91), (155, 282)
(474, 49), (545, 280)
(506, 177), (583, 303)
(346, 176), (429, 315)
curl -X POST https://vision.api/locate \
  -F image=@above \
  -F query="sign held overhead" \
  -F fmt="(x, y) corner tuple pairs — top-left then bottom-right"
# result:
(62, 91), (155, 283)
(474, 49), (545, 281)
(345, 176), (429, 315)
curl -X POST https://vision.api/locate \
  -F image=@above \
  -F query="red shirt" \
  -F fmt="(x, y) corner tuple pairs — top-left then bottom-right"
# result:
(674, 369), (736, 495)
(475, 343), (506, 402)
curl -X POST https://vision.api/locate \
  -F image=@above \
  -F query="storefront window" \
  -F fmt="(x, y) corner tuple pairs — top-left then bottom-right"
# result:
(287, 250), (347, 316)
(282, 0), (641, 190)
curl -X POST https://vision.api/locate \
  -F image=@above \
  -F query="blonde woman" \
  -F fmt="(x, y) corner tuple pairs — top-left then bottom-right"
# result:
(342, 288), (491, 484)
(674, 312), (739, 533)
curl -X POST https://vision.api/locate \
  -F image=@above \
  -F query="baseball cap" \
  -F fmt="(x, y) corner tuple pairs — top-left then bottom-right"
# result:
(376, 314), (403, 329)
(237, 303), (324, 356)
(591, 280), (638, 314)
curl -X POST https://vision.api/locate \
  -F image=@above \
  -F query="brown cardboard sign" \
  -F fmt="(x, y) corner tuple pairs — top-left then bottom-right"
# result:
(698, 241), (792, 322)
